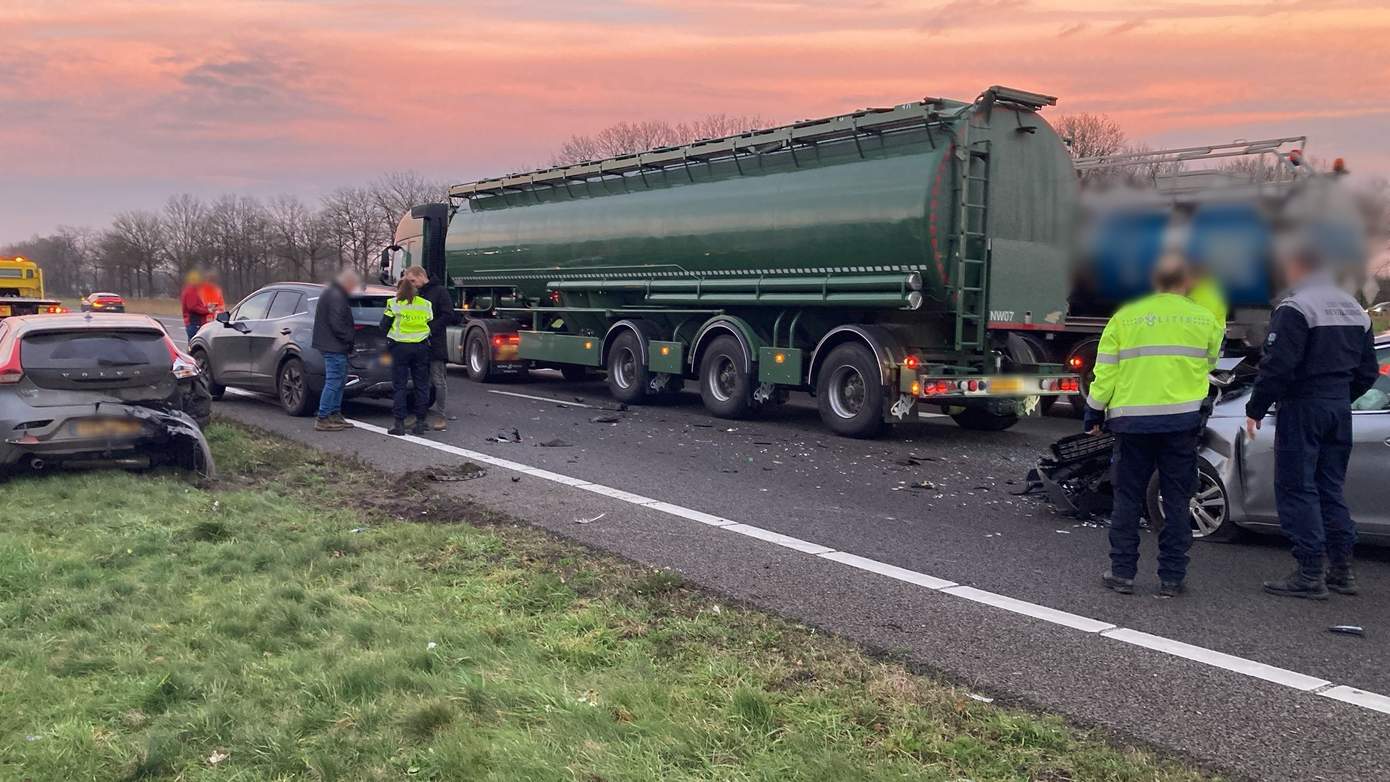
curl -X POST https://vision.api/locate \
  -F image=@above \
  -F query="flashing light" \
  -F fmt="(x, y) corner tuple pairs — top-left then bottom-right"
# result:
(1333, 157), (1347, 174)
(904, 355), (920, 370)
(1067, 354), (1086, 370)
(1380, 364), (1389, 376)
(660, 345), (671, 356)
(774, 352), (785, 364)
(583, 340), (593, 350)
(910, 380), (921, 395)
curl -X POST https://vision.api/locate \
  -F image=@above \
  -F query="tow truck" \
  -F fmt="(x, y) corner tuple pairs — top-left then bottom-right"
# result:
(0, 256), (64, 321)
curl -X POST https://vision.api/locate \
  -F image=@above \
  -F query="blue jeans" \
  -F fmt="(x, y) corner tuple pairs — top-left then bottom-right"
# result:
(185, 322), (200, 341)
(1109, 430), (1198, 583)
(317, 351), (348, 418)
(1274, 399), (1356, 568)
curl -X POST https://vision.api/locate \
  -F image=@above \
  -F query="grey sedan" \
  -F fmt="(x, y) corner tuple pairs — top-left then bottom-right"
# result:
(1149, 336), (1390, 542)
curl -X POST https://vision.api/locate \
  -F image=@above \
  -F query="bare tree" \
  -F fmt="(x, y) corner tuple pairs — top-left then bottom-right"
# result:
(551, 114), (767, 165)
(370, 171), (449, 245)
(1, 227), (98, 297)
(105, 211), (168, 297)
(163, 194), (210, 277)
(321, 186), (385, 280)
(267, 195), (321, 282)
(1054, 113), (1128, 161)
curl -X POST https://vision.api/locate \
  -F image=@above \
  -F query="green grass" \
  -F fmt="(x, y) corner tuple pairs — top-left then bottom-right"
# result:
(0, 423), (1214, 781)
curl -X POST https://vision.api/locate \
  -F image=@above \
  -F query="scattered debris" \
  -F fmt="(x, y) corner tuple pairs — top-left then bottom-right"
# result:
(966, 693), (994, 704)
(1055, 529), (1071, 534)
(486, 428), (522, 443)
(424, 462), (487, 482)
(574, 512), (606, 525)
(538, 438), (573, 447)
(426, 641), (438, 650)
(207, 750), (229, 766)
(510, 476), (520, 483)
(590, 414), (622, 424)
(1329, 625), (1364, 637)
(349, 527), (369, 534)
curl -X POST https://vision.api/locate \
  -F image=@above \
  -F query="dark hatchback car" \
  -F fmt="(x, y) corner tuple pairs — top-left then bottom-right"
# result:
(188, 283), (413, 416)
(0, 313), (214, 477)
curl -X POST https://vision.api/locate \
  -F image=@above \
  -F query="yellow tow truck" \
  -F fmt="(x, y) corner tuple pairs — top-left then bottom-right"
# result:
(0, 256), (64, 320)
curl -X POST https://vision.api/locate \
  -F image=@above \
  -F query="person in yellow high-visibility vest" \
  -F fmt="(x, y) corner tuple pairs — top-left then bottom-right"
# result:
(1085, 255), (1223, 598)
(380, 275), (434, 436)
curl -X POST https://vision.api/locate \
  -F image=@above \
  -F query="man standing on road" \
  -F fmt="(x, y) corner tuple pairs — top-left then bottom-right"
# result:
(1245, 252), (1380, 600)
(311, 268), (361, 432)
(180, 270), (212, 341)
(405, 265), (459, 431)
(1085, 256), (1223, 598)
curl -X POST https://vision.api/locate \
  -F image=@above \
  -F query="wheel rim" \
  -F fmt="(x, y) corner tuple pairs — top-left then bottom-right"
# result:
(280, 363), (303, 409)
(827, 364), (867, 419)
(707, 355), (738, 402)
(468, 339), (484, 373)
(613, 347), (637, 390)
(1160, 471), (1227, 538)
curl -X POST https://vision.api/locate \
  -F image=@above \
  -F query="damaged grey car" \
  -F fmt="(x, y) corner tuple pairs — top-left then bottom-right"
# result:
(0, 313), (215, 478)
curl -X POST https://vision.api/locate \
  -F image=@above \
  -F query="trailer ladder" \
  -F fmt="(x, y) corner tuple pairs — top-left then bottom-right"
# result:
(951, 138), (991, 370)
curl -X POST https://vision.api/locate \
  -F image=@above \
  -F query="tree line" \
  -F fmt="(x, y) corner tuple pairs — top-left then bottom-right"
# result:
(2, 172), (447, 301)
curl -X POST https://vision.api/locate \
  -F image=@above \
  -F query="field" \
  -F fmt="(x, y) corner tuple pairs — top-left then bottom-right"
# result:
(0, 423), (1214, 781)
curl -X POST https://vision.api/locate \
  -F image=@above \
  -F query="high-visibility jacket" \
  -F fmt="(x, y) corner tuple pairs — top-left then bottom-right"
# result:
(1188, 275), (1228, 327)
(1085, 292), (1223, 433)
(381, 295), (433, 343)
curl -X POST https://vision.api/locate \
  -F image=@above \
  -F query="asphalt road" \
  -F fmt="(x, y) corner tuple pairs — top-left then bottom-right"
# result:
(169, 318), (1387, 780)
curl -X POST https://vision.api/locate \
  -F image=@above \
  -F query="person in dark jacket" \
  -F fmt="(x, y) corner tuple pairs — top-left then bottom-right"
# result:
(1246, 254), (1380, 599)
(404, 266), (460, 431)
(311, 268), (361, 431)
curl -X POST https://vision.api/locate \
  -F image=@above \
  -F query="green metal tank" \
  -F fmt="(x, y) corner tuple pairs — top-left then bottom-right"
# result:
(444, 86), (1077, 328)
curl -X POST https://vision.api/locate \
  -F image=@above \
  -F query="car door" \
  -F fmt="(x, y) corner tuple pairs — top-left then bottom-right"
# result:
(245, 290), (305, 388)
(216, 289), (275, 384)
(1345, 344), (1390, 534)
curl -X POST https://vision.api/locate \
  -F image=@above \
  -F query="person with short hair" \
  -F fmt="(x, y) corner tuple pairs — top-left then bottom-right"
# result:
(1086, 255), (1224, 598)
(380, 275), (434, 436)
(311, 268), (361, 431)
(404, 265), (460, 430)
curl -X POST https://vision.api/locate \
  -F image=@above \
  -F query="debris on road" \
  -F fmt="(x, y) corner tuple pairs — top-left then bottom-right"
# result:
(538, 438), (574, 447)
(1329, 625), (1365, 637)
(574, 512), (606, 525)
(966, 693), (994, 703)
(423, 462), (487, 482)
(486, 428), (522, 443)
(590, 414), (622, 424)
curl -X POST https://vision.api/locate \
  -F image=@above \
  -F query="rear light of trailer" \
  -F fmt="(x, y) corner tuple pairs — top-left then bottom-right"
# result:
(492, 334), (520, 348)
(904, 355), (920, 371)
(1067, 354), (1086, 370)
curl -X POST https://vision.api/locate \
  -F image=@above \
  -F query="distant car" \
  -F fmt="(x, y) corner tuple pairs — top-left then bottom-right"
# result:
(1149, 335), (1390, 543)
(0, 313), (214, 477)
(80, 292), (126, 312)
(188, 282), (430, 416)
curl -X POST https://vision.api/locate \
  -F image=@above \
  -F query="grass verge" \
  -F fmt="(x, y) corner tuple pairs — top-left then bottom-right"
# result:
(0, 422), (1215, 781)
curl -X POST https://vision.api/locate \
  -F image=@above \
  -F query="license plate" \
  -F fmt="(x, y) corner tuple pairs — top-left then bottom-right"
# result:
(73, 419), (144, 438)
(378, 352), (392, 367)
(0, 305), (10, 317)
(989, 377), (1024, 394)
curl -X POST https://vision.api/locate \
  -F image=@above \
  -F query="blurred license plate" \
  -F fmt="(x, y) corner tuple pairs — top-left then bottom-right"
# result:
(0, 305), (10, 316)
(378, 352), (392, 367)
(989, 377), (1024, 394)
(73, 419), (144, 438)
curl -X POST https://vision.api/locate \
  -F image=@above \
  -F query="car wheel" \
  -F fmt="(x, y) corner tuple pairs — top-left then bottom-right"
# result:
(465, 329), (497, 382)
(182, 372), (213, 429)
(699, 335), (753, 419)
(277, 356), (317, 417)
(1147, 459), (1239, 542)
(815, 342), (885, 438)
(606, 331), (651, 405)
(191, 348), (225, 400)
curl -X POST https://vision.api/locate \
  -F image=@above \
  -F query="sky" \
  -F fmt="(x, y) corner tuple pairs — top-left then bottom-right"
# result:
(3, 0), (1389, 239)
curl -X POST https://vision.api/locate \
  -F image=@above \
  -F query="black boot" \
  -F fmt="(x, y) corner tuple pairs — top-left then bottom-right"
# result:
(1263, 564), (1329, 600)
(1327, 562), (1358, 596)
(1102, 571), (1134, 595)
(387, 419), (406, 436)
(411, 417), (428, 436)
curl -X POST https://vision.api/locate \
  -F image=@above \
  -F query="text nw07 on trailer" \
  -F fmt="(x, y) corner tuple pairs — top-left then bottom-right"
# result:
(385, 85), (1082, 438)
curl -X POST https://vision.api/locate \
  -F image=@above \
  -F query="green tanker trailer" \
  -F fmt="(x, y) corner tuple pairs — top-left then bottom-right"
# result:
(387, 85), (1082, 437)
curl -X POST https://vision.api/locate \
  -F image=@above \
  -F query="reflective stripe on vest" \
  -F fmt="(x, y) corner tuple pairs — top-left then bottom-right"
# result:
(386, 296), (432, 343)
(1095, 345), (1213, 364)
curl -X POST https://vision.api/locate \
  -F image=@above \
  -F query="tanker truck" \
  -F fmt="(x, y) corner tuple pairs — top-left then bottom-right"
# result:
(385, 85), (1084, 437)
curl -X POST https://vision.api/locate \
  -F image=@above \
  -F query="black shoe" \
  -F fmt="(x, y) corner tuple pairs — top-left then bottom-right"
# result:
(1157, 581), (1185, 599)
(1327, 563), (1358, 596)
(1263, 566), (1329, 600)
(1102, 571), (1134, 595)
(387, 419), (406, 436)
(411, 419), (428, 436)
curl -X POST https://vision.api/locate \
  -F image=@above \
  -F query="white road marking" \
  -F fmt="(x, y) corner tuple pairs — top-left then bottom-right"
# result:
(1318, 685), (1390, 715)
(487, 389), (598, 408)
(220, 386), (1390, 717)
(1100, 628), (1331, 691)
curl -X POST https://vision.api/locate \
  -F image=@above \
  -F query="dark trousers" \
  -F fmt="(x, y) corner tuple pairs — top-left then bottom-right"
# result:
(389, 340), (431, 421)
(1274, 399), (1356, 568)
(1110, 430), (1197, 583)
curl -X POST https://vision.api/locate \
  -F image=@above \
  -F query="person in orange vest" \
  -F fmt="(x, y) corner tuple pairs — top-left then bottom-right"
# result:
(199, 271), (227, 319)
(180, 270), (212, 340)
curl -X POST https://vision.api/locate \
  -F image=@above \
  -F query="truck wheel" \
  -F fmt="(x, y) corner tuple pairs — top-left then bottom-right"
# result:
(815, 342), (885, 438)
(950, 407), (1019, 431)
(191, 348), (224, 400)
(699, 335), (753, 418)
(277, 356), (318, 417)
(561, 364), (591, 383)
(465, 329), (497, 382)
(606, 331), (651, 404)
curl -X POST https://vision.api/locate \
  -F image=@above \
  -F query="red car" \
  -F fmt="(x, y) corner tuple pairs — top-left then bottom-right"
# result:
(80, 292), (126, 312)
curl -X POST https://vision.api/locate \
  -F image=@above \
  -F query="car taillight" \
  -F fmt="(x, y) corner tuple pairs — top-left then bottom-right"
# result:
(163, 335), (201, 379)
(0, 340), (22, 384)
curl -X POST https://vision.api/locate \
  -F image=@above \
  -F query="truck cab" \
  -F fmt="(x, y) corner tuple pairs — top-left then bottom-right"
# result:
(0, 256), (63, 320)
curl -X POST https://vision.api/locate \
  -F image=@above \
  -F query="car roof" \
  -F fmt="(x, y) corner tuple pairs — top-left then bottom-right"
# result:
(251, 282), (393, 296)
(88, 292), (121, 297)
(2, 312), (164, 334)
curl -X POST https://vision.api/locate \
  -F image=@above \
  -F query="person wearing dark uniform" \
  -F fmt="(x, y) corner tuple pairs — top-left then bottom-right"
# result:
(1085, 257), (1224, 598)
(1246, 257), (1380, 599)
(404, 265), (460, 431)
(380, 276), (434, 437)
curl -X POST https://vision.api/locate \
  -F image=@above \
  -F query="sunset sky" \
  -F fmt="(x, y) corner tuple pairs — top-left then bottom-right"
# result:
(3, 0), (1388, 238)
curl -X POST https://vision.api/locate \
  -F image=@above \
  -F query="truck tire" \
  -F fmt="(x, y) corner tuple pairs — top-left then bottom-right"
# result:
(277, 356), (319, 417)
(950, 407), (1019, 431)
(191, 348), (225, 400)
(815, 342), (885, 438)
(699, 335), (754, 418)
(465, 329), (497, 382)
(606, 331), (651, 404)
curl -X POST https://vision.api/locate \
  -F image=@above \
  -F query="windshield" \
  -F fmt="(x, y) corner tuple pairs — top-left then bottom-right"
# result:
(22, 330), (169, 369)
(349, 294), (391, 324)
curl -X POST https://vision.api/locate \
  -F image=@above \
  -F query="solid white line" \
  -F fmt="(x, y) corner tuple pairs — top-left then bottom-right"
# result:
(943, 586), (1116, 633)
(818, 551), (957, 590)
(219, 387), (1390, 717)
(1100, 628), (1331, 691)
(487, 389), (597, 408)
(1318, 685), (1390, 715)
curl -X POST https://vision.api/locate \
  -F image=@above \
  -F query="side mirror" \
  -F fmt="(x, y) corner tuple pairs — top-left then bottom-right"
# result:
(216, 311), (231, 325)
